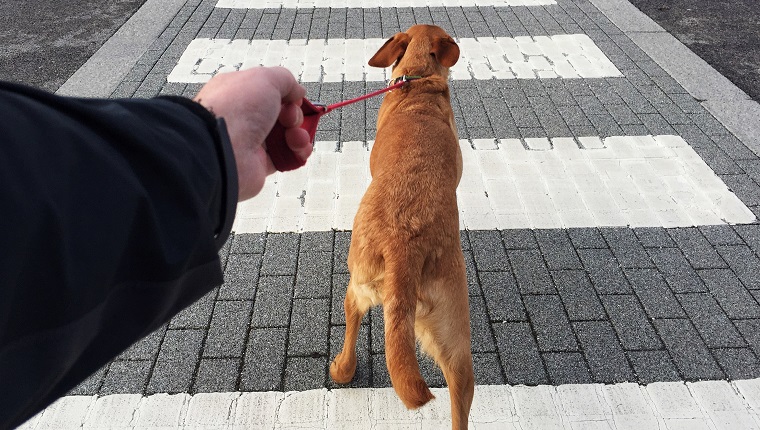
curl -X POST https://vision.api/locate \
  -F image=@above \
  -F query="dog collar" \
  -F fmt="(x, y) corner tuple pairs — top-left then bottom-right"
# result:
(389, 75), (423, 87)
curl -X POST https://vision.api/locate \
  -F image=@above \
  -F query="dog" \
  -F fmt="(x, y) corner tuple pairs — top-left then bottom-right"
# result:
(329, 25), (474, 429)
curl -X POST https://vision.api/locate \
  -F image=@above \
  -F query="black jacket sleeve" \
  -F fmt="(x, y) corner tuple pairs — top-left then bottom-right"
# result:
(0, 82), (238, 429)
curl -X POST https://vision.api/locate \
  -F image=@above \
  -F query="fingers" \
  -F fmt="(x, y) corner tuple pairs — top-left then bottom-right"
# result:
(284, 126), (313, 161)
(278, 101), (304, 129)
(254, 67), (306, 105)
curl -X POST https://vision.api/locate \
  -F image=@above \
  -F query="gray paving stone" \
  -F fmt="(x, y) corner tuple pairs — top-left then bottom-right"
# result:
(157, 329), (205, 363)
(260, 233), (299, 276)
(230, 233), (265, 254)
(736, 320), (760, 358)
(479, 271), (526, 322)
(295, 252), (332, 298)
(119, 327), (165, 361)
(417, 351), (446, 388)
(542, 352), (593, 385)
(204, 300), (252, 358)
(219, 254), (260, 300)
(693, 145), (745, 175)
(678, 293), (746, 348)
(624, 268), (684, 319)
(524, 295), (578, 352)
(99, 360), (151, 395)
(627, 350), (681, 383)
(698, 269), (760, 319)
(567, 228), (606, 249)
(654, 319), (724, 381)
(715, 245), (760, 289)
(241, 328), (287, 391)
(193, 358), (239, 393)
(501, 229), (539, 249)
(473, 352), (505, 385)
(578, 248), (631, 294)
(698, 225), (745, 246)
(736, 225), (760, 254)
(573, 321), (634, 383)
(713, 348), (760, 380)
(600, 228), (654, 268)
(535, 229), (582, 270)
(509, 249), (555, 294)
(460, 230), (471, 251)
(169, 289), (217, 329)
(601, 295), (662, 350)
(469, 230), (509, 271)
(328, 325), (371, 388)
(470, 295), (496, 353)
(147, 358), (196, 394)
(723, 174), (760, 206)
(551, 269), (606, 321)
(251, 276), (294, 327)
(289, 298), (330, 356)
(648, 247), (708, 293)
(493, 322), (549, 385)
(464, 251), (481, 296)
(332, 273), (351, 326)
(370, 307), (384, 354)
(67, 366), (106, 396)
(284, 356), (326, 391)
(333, 231), (351, 274)
(714, 134), (759, 161)
(372, 353), (391, 387)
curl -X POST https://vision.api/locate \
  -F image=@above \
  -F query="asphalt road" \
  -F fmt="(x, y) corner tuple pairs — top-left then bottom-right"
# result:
(627, 0), (759, 103)
(0, 0), (147, 93)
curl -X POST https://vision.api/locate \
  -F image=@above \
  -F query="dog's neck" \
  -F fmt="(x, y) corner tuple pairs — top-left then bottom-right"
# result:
(389, 74), (450, 94)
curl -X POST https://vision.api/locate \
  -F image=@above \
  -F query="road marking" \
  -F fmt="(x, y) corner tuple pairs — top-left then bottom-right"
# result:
(232, 136), (755, 233)
(167, 35), (621, 83)
(21, 380), (760, 429)
(216, 0), (557, 8)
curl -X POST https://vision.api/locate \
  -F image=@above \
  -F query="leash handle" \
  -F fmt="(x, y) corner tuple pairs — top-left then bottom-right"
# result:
(265, 99), (326, 172)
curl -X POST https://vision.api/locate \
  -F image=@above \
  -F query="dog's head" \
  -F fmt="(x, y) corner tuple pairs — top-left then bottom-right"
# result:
(368, 25), (459, 79)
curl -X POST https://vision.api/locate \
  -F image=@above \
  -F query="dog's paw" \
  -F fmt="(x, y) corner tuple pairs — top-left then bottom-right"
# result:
(329, 354), (357, 384)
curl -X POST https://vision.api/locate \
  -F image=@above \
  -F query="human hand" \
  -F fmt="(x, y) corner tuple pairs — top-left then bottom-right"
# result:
(194, 67), (312, 201)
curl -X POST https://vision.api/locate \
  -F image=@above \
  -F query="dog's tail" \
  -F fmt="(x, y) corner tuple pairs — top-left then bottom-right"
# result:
(383, 251), (435, 409)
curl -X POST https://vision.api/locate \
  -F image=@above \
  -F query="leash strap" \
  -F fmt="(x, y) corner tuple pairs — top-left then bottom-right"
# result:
(266, 76), (421, 171)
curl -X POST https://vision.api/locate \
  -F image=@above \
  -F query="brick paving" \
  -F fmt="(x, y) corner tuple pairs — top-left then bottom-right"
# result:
(60, 0), (760, 405)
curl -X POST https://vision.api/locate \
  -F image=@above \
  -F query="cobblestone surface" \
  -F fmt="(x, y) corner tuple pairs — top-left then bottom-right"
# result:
(67, 0), (760, 397)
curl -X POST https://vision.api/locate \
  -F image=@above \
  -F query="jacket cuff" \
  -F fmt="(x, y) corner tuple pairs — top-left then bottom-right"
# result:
(157, 96), (238, 249)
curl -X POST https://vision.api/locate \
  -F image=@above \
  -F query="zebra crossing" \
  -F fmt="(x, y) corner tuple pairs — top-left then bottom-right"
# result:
(24, 0), (760, 427)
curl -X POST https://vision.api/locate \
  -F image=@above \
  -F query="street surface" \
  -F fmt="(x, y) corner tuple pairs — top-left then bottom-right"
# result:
(7, 0), (760, 427)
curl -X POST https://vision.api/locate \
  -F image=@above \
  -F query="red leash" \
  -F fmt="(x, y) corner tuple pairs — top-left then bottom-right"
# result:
(265, 76), (421, 171)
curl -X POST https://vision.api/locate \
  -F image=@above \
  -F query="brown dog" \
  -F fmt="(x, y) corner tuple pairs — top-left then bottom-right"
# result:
(329, 25), (474, 429)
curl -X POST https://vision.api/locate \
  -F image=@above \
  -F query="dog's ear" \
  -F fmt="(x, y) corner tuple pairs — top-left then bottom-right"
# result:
(431, 36), (460, 67)
(368, 32), (411, 68)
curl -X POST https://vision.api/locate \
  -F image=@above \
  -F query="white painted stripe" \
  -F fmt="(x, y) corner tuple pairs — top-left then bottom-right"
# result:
(232, 136), (755, 233)
(20, 380), (760, 429)
(167, 35), (621, 83)
(216, 0), (556, 8)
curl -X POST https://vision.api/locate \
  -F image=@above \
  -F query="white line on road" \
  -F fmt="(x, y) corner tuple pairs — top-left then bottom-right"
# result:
(232, 136), (755, 233)
(167, 35), (621, 83)
(19, 380), (760, 429)
(216, 0), (557, 8)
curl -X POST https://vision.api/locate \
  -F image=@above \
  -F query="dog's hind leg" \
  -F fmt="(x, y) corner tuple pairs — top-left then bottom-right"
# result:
(418, 270), (474, 429)
(437, 334), (474, 430)
(330, 278), (368, 384)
